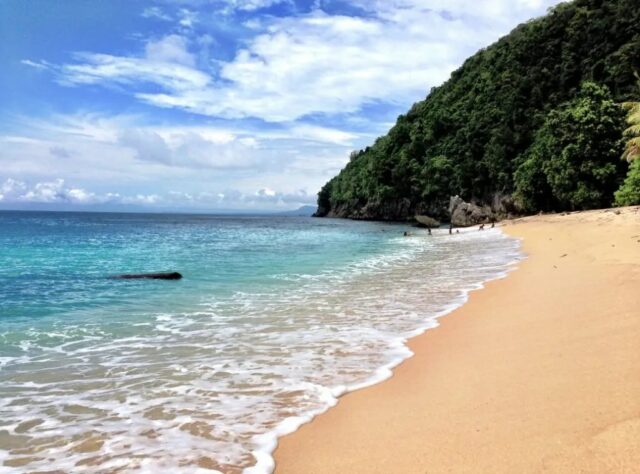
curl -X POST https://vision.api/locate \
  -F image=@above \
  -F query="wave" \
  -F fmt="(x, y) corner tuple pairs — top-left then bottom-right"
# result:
(0, 227), (522, 473)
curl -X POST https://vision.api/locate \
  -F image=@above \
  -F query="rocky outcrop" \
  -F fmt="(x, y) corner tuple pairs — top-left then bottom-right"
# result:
(449, 196), (492, 227)
(314, 193), (518, 223)
(315, 197), (452, 222)
(448, 194), (517, 226)
(320, 198), (417, 221)
(414, 215), (441, 228)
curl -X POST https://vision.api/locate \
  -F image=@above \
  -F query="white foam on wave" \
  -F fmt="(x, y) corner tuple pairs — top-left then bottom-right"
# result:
(0, 228), (523, 473)
(244, 229), (523, 473)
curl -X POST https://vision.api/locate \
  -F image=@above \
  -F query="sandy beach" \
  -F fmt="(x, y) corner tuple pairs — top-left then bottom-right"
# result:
(274, 207), (640, 473)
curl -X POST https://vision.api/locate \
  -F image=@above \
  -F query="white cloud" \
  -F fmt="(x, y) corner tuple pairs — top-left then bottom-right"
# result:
(121, 193), (162, 205)
(0, 113), (355, 210)
(49, 146), (72, 159)
(178, 9), (198, 29)
(167, 186), (315, 208)
(257, 187), (277, 197)
(5, 178), (99, 204)
(0, 177), (156, 207)
(350, 0), (552, 21)
(145, 34), (196, 66)
(142, 6), (173, 21)
(0, 177), (314, 210)
(41, 1), (561, 123)
(118, 129), (174, 165)
(21, 59), (49, 70)
(233, 0), (291, 11)
(57, 34), (207, 92)
(0, 178), (27, 201)
(10, 1), (565, 210)
(206, 0), (292, 14)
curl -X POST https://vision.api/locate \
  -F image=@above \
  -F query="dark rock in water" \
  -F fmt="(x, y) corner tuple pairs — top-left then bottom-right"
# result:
(112, 272), (183, 280)
(414, 215), (441, 228)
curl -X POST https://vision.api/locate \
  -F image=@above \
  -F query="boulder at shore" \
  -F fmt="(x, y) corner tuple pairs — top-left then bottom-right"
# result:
(449, 196), (493, 227)
(415, 215), (441, 228)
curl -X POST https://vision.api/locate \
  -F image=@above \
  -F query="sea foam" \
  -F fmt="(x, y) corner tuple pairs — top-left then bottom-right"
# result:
(0, 218), (522, 473)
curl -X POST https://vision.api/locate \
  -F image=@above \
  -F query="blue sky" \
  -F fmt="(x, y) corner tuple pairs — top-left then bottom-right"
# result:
(0, 0), (562, 212)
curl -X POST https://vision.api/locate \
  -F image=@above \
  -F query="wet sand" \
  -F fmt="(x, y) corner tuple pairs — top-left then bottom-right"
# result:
(274, 207), (640, 473)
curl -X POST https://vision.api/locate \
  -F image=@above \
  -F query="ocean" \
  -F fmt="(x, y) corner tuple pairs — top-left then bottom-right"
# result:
(0, 211), (522, 473)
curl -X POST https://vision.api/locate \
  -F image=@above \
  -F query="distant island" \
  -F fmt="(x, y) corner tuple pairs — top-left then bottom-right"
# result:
(315, 0), (640, 222)
(274, 205), (317, 217)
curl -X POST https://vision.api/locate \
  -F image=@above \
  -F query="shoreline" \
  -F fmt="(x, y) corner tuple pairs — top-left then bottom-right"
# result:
(247, 226), (523, 474)
(273, 207), (640, 473)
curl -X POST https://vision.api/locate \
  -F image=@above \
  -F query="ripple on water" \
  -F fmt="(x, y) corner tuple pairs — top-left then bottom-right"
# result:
(0, 227), (522, 473)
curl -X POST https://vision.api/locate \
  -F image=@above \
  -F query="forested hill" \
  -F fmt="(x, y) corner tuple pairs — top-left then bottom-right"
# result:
(316, 0), (640, 221)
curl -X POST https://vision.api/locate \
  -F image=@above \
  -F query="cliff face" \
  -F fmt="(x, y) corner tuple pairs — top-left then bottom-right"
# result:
(319, 198), (439, 221)
(316, 0), (640, 221)
(317, 194), (516, 226)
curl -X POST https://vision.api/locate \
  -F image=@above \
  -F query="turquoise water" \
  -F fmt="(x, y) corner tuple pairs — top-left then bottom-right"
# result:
(0, 212), (395, 321)
(0, 211), (521, 473)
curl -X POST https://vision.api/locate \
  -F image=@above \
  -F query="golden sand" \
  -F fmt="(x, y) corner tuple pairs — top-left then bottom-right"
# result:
(274, 207), (640, 473)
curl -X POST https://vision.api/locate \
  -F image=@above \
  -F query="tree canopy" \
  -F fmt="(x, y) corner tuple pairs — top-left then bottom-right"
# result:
(615, 75), (640, 206)
(316, 0), (640, 220)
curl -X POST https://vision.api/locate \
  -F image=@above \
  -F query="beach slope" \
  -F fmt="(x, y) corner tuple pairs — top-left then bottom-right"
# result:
(274, 207), (640, 473)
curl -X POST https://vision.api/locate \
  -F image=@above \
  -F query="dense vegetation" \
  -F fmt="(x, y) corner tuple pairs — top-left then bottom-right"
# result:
(615, 76), (640, 206)
(316, 0), (640, 220)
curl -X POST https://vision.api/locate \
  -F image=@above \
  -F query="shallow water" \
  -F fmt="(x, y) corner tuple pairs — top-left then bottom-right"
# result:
(0, 211), (521, 473)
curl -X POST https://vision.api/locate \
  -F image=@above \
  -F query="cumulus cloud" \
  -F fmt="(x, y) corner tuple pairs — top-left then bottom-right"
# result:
(49, 146), (72, 159)
(0, 178), (27, 201)
(3, 112), (356, 173)
(0, 177), (314, 210)
(10, 0), (564, 210)
(350, 0), (552, 22)
(0, 113), (354, 210)
(21, 59), (50, 70)
(115, 124), (266, 170)
(0, 177), (166, 207)
(37, 0), (561, 123)
(141, 6), (172, 21)
(171, 186), (315, 208)
(53, 34), (208, 93)
(145, 34), (196, 66)
(228, 0), (292, 11)
(118, 129), (173, 165)
(0, 178), (98, 204)
(178, 0), (292, 14)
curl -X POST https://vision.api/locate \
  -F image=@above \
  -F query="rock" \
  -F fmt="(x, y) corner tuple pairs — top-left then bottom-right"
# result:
(490, 193), (516, 216)
(448, 195), (465, 216)
(448, 195), (493, 227)
(112, 272), (183, 280)
(317, 192), (517, 223)
(324, 198), (417, 221)
(414, 215), (441, 228)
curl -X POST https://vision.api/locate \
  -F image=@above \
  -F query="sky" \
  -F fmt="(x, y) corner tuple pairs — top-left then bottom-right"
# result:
(0, 0), (564, 212)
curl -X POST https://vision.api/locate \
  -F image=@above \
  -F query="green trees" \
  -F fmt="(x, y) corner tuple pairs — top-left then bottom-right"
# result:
(614, 160), (640, 205)
(621, 77), (640, 163)
(315, 0), (640, 220)
(621, 103), (640, 163)
(615, 75), (640, 206)
(420, 155), (455, 204)
(514, 82), (626, 211)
